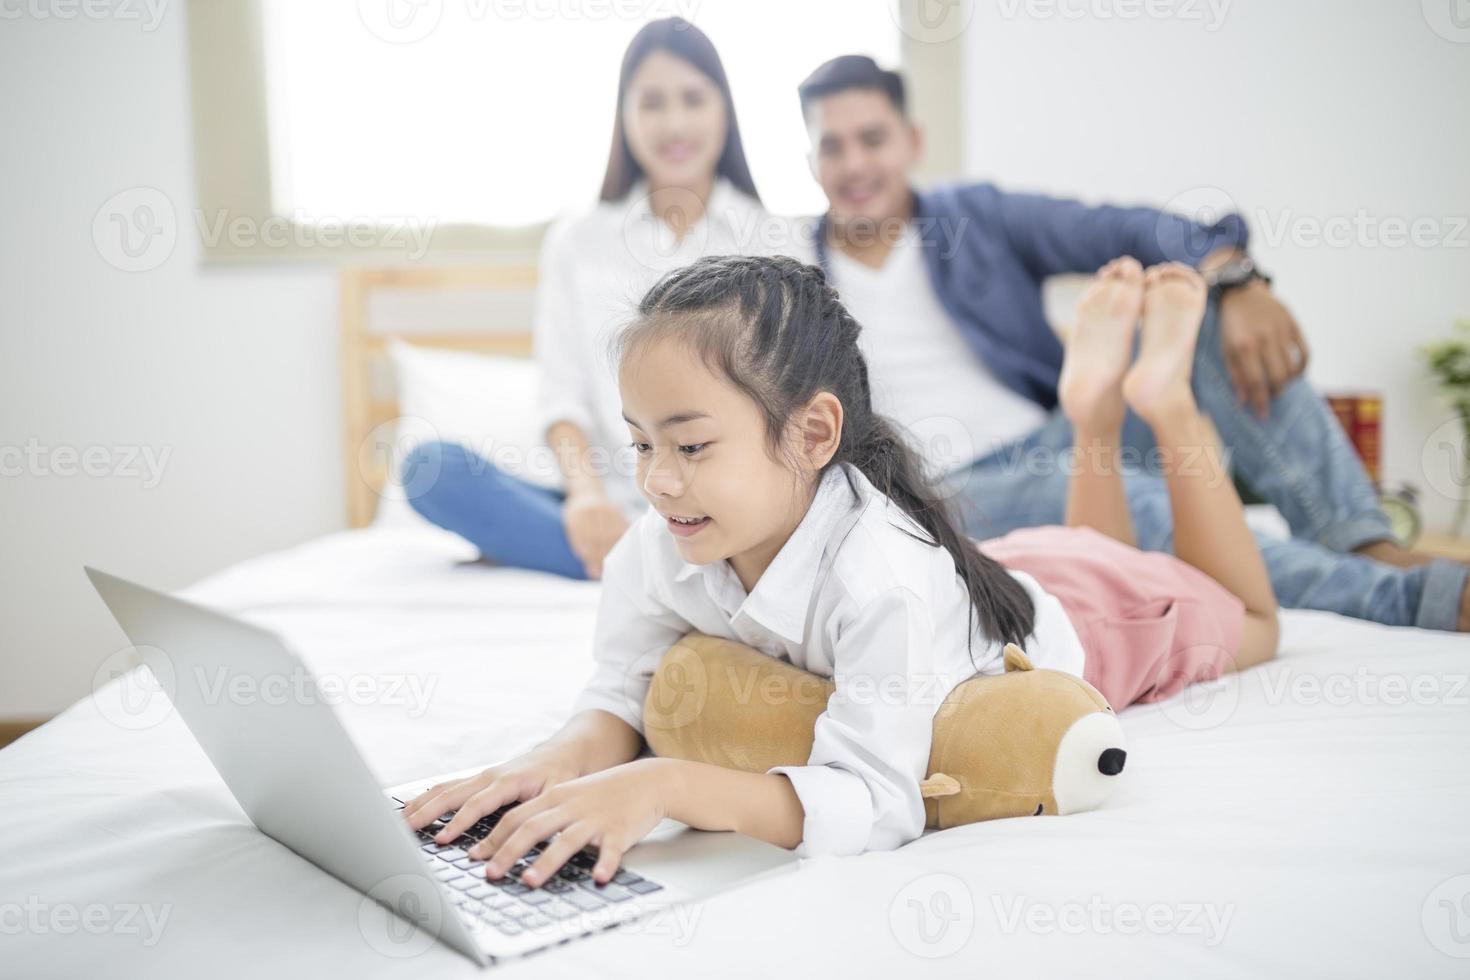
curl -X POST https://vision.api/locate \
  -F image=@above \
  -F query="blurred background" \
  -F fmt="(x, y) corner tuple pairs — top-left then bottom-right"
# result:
(3, 0), (1468, 726)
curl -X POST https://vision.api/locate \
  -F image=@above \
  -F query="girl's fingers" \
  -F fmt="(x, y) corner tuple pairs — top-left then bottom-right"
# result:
(590, 838), (626, 884)
(484, 809), (568, 876)
(402, 782), (448, 819)
(406, 772), (493, 830)
(472, 795), (540, 858)
(435, 778), (525, 842)
(521, 824), (594, 889)
(405, 787), (462, 829)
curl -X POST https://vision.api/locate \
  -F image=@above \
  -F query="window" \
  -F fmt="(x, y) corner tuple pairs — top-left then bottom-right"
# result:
(263, 1), (899, 224)
(185, 0), (964, 261)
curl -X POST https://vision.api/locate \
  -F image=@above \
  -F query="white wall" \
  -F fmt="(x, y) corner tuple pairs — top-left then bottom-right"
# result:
(0, 8), (342, 716)
(3, 0), (1467, 718)
(961, 0), (1470, 529)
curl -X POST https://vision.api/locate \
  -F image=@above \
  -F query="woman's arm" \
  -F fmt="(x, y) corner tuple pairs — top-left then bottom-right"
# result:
(547, 419), (610, 499)
(547, 419), (628, 578)
(534, 222), (617, 491)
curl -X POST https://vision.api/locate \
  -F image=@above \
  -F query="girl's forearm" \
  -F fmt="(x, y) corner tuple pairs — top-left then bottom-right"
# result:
(542, 709), (645, 775)
(652, 757), (805, 850)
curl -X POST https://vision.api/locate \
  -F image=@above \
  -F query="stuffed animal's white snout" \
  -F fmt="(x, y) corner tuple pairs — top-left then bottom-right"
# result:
(1051, 709), (1128, 815)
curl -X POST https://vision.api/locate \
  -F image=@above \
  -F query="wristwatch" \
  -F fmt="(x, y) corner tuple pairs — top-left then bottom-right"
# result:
(1205, 255), (1272, 297)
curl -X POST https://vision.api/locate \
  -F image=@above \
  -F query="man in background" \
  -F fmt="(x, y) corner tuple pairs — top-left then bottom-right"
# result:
(793, 54), (1467, 632)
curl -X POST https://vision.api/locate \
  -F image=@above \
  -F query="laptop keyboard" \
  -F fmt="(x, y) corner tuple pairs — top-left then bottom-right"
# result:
(392, 798), (664, 938)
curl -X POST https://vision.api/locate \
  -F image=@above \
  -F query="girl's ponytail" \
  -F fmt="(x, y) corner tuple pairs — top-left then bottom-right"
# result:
(850, 412), (1036, 650)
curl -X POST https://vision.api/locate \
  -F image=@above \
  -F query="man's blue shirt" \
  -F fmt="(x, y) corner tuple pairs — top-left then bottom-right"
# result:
(813, 183), (1249, 410)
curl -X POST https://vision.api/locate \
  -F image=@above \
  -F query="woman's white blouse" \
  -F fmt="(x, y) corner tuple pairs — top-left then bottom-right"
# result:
(533, 178), (781, 518)
(572, 463), (1088, 858)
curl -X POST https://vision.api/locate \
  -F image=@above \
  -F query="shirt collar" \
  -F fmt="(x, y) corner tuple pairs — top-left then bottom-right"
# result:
(672, 464), (869, 643)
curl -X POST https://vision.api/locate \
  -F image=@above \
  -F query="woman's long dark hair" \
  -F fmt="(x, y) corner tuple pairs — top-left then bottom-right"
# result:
(599, 18), (761, 204)
(620, 255), (1036, 654)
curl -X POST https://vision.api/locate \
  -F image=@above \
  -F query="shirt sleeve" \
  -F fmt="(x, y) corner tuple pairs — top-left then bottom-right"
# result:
(992, 189), (1250, 279)
(570, 520), (692, 733)
(532, 217), (600, 443)
(767, 587), (938, 857)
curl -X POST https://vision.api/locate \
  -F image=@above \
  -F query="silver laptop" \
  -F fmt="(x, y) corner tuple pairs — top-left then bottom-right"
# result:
(85, 567), (799, 966)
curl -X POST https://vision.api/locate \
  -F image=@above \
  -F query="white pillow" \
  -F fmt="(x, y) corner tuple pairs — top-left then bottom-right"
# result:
(373, 339), (562, 526)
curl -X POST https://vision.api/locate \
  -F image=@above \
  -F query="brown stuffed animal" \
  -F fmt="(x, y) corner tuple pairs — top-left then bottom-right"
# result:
(644, 632), (1127, 828)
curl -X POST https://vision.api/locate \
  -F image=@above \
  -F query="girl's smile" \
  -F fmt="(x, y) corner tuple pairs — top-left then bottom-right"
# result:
(664, 513), (712, 536)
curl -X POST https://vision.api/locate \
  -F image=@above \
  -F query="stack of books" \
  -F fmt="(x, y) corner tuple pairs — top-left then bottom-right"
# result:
(1326, 392), (1383, 486)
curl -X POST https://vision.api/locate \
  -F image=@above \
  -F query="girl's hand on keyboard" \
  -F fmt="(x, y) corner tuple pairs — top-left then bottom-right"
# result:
(402, 744), (585, 842)
(471, 758), (671, 887)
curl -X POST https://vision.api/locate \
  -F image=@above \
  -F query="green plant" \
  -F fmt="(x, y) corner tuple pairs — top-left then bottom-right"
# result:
(1420, 318), (1470, 534)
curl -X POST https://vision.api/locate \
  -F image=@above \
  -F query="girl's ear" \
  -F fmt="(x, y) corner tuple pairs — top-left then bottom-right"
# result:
(797, 391), (843, 469)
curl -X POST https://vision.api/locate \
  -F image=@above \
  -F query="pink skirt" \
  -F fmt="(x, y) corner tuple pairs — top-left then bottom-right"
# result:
(979, 525), (1245, 709)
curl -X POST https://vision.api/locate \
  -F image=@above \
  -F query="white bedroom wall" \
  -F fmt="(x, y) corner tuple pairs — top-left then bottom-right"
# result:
(0, 9), (343, 717)
(959, 0), (1470, 532)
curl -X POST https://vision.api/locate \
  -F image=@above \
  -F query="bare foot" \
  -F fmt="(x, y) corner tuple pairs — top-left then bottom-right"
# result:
(1059, 257), (1145, 431)
(1123, 262), (1208, 424)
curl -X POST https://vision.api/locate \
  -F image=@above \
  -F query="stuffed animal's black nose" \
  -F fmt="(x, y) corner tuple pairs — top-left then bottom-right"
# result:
(1097, 748), (1126, 776)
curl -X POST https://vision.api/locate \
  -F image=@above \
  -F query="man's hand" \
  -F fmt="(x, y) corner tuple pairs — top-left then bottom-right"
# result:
(561, 490), (629, 580)
(1217, 280), (1310, 420)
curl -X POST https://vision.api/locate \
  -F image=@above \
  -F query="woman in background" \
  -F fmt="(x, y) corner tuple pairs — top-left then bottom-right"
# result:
(404, 17), (773, 579)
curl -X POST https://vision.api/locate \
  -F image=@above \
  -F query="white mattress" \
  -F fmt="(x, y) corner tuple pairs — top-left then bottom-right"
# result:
(3, 524), (1468, 977)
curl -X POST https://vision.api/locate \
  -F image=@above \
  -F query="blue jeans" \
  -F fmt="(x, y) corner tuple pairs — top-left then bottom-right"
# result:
(947, 301), (1468, 631)
(403, 441), (589, 580)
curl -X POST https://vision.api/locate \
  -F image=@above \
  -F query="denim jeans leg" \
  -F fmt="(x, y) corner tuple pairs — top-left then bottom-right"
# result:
(403, 441), (589, 580)
(946, 412), (1075, 540)
(1258, 534), (1468, 630)
(1190, 299), (1393, 553)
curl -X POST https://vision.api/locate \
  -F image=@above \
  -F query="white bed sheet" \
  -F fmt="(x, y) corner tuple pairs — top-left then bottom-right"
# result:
(3, 524), (1468, 978)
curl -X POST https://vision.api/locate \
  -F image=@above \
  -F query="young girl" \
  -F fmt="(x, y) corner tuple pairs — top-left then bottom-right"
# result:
(404, 254), (1279, 885)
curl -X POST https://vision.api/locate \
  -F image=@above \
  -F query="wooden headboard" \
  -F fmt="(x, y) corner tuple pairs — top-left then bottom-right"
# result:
(340, 265), (538, 528)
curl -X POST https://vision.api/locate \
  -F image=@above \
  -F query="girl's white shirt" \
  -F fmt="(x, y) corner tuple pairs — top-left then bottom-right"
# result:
(533, 178), (783, 518)
(572, 463), (1087, 858)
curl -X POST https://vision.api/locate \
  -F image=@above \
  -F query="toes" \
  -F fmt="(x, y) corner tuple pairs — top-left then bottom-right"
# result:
(1142, 261), (1205, 293)
(1151, 261), (1203, 285)
(1098, 256), (1144, 281)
